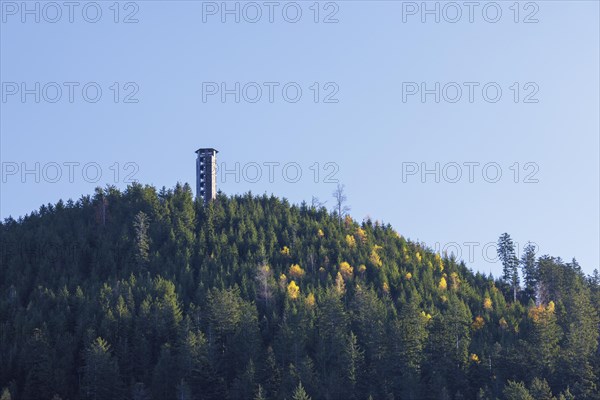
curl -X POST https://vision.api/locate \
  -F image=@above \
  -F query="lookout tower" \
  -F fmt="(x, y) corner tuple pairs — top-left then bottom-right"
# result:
(195, 148), (218, 204)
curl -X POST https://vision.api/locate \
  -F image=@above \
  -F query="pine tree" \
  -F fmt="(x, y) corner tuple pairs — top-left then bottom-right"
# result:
(315, 288), (349, 399)
(152, 344), (178, 400)
(527, 302), (562, 378)
(558, 388), (575, 400)
(81, 337), (124, 400)
(529, 378), (554, 400)
(392, 297), (428, 398)
(346, 332), (363, 393)
(292, 382), (311, 400)
(498, 233), (519, 302)
(559, 276), (599, 397)
(521, 242), (538, 301)
(21, 328), (53, 400)
(133, 211), (150, 266)
(254, 385), (266, 400)
(503, 381), (534, 400)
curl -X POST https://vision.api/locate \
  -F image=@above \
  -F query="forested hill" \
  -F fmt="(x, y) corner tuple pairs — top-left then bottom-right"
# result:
(1, 183), (599, 400)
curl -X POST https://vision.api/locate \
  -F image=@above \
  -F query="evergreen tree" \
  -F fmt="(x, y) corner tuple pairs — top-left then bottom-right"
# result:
(292, 382), (311, 400)
(527, 302), (561, 380)
(503, 381), (534, 400)
(21, 328), (53, 400)
(498, 233), (520, 302)
(521, 242), (538, 302)
(133, 211), (150, 266)
(391, 296), (428, 398)
(254, 385), (266, 400)
(529, 378), (554, 400)
(346, 332), (363, 393)
(152, 344), (178, 400)
(81, 337), (124, 400)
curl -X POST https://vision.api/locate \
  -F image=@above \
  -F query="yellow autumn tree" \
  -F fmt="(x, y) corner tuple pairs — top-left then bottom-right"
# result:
(339, 261), (353, 280)
(344, 215), (353, 228)
(289, 264), (305, 279)
(415, 252), (422, 264)
(335, 272), (346, 295)
(345, 234), (356, 248)
(405, 272), (412, 280)
(317, 229), (324, 238)
(450, 272), (460, 290)
(305, 292), (316, 308)
(358, 264), (367, 274)
(287, 280), (300, 300)
(438, 276), (447, 290)
(483, 297), (493, 311)
(528, 301), (556, 323)
(434, 253), (444, 272)
(370, 245), (383, 268)
(356, 228), (367, 243)
(472, 316), (485, 330)
(280, 246), (290, 256)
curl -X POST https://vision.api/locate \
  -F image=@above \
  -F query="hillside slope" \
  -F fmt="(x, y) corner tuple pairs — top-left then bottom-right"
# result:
(1, 183), (598, 400)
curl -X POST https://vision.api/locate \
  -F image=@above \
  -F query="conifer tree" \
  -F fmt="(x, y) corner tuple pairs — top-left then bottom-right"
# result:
(503, 381), (534, 400)
(521, 242), (538, 301)
(498, 233), (519, 302)
(81, 337), (124, 400)
(292, 382), (311, 400)
(133, 211), (150, 266)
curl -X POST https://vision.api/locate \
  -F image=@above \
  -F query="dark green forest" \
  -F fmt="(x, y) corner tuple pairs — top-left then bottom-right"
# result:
(1, 183), (599, 400)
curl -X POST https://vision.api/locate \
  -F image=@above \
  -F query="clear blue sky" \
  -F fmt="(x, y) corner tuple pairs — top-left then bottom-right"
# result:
(1, 1), (598, 276)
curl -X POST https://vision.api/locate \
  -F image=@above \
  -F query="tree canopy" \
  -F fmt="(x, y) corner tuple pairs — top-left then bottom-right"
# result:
(0, 183), (598, 400)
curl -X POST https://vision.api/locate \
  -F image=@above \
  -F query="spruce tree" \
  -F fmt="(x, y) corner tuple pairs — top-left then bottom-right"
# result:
(521, 242), (538, 301)
(81, 337), (124, 400)
(292, 382), (311, 400)
(498, 233), (519, 302)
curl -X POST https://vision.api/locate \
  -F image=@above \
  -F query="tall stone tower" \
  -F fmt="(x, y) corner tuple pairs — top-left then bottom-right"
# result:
(196, 148), (218, 204)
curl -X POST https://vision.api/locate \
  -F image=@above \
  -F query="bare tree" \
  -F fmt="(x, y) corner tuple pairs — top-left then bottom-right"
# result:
(332, 184), (351, 226)
(311, 196), (327, 209)
(256, 263), (274, 308)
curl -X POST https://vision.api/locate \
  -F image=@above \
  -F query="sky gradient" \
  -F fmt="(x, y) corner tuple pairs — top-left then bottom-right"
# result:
(1, 0), (599, 276)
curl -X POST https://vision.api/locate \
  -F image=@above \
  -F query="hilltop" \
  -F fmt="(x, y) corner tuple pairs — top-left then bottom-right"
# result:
(0, 183), (598, 400)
